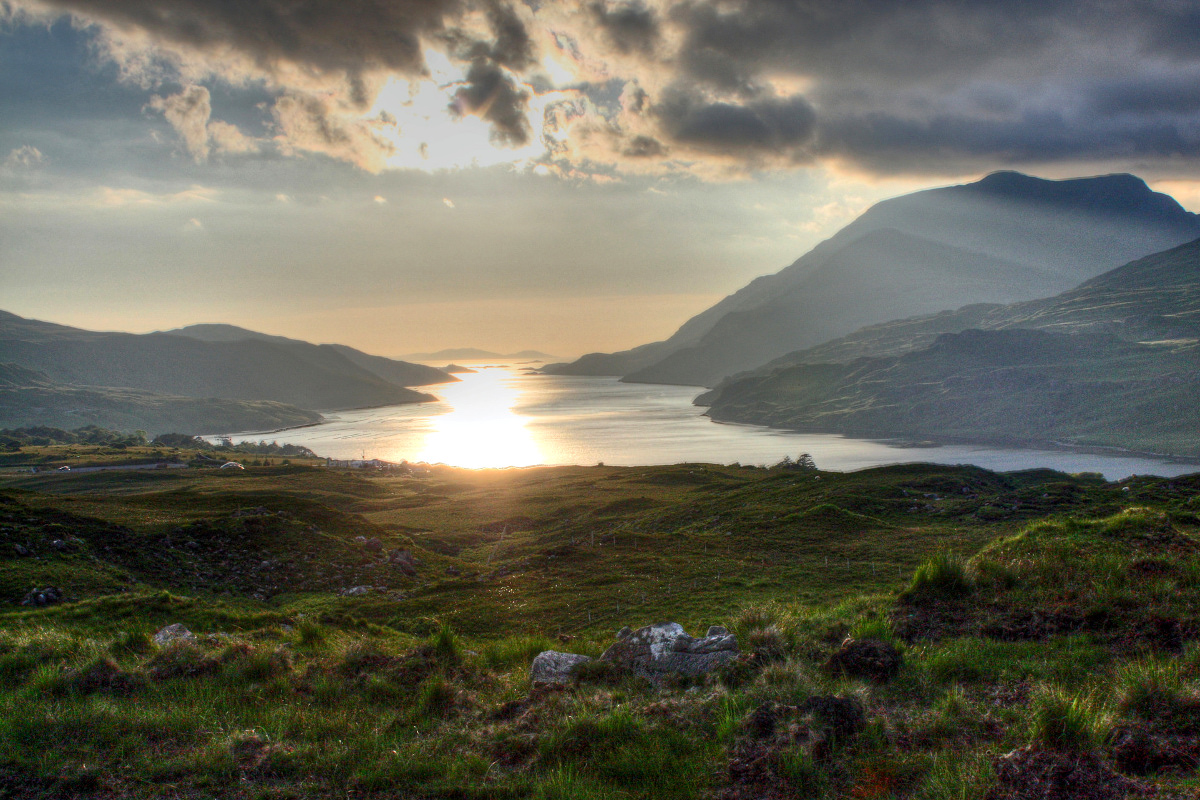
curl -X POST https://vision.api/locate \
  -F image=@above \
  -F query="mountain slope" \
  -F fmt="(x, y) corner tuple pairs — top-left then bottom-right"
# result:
(0, 363), (321, 434)
(549, 172), (1200, 387)
(167, 324), (456, 387)
(1, 312), (436, 411)
(700, 239), (1200, 456)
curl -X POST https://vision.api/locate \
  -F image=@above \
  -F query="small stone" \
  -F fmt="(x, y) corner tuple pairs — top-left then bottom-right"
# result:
(50, 539), (69, 551)
(706, 625), (729, 637)
(13, 544), (30, 556)
(531, 650), (592, 685)
(340, 586), (371, 596)
(153, 623), (195, 646)
(362, 537), (383, 552)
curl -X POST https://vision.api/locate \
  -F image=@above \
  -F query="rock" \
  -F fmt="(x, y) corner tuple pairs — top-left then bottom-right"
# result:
(340, 586), (372, 596)
(13, 544), (30, 556)
(153, 623), (196, 646)
(600, 622), (739, 682)
(706, 625), (729, 637)
(531, 650), (593, 685)
(989, 746), (1138, 800)
(20, 587), (62, 607)
(616, 626), (632, 639)
(362, 537), (383, 553)
(50, 539), (69, 551)
(387, 549), (419, 575)
(824, 637), (902, 682)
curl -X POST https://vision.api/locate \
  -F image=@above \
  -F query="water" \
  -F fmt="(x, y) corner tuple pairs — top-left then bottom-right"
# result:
(207, 366), (1200, 480)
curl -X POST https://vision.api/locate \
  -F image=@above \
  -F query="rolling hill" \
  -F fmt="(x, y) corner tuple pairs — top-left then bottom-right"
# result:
(0, 312), (439, 412)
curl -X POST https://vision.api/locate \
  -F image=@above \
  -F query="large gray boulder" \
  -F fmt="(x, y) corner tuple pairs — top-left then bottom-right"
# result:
(531, 650), (592, 685)
(600, 622), (738, 681)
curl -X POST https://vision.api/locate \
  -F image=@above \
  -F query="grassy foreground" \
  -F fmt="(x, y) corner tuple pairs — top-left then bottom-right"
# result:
(3, 459), (1200, 798)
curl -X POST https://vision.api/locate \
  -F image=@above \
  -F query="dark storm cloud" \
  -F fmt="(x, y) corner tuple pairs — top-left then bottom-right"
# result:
(622, 134), (666, 158)
(814, 108), (1200, 174)
(450, 59), (531, 146)
(36, 0), (463, 76)
(588, 1), (660, 56)
(655, 88), (816, 157)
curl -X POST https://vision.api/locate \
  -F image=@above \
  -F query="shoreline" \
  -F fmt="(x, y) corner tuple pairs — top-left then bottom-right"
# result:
(704, 413), (1200, 468)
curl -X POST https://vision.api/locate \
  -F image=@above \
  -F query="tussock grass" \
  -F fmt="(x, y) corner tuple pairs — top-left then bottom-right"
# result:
(1029, 687), (1107, 752)
(902, 552), (974, 604)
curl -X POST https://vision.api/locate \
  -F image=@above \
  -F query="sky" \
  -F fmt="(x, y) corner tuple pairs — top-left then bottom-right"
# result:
(3, 1), (1200, 359)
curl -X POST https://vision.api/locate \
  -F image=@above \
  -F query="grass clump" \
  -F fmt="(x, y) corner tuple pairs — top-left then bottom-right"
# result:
(481, 634), (554, 670)
(1029, 687), (1106, 752)
(902, 552), (974, 604)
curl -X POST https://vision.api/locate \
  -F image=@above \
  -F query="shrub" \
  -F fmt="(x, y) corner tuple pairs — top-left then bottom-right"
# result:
(902, 552), (973, 604)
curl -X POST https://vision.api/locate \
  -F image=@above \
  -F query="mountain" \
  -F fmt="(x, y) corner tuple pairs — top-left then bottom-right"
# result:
(699, 238), (1200, 456)
(0, 311), (436, 412)
(166, 324), (456, 387)
(548, 172), (1200, 387)
(0, 363), (321, 435)
(402, 347), (557, 361)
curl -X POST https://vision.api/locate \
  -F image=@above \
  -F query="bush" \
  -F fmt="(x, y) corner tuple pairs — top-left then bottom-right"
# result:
(902, 552), (973, 604)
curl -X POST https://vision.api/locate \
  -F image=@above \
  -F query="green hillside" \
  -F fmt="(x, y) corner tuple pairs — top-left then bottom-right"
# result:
(701, 239), (1200, 456)
(3, 461), (1200, 798)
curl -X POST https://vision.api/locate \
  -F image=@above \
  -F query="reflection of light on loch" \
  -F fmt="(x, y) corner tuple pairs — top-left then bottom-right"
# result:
(415, 368), (542, 468)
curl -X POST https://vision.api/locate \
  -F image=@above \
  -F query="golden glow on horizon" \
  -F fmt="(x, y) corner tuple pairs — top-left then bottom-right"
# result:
(413, 367), (543, 468)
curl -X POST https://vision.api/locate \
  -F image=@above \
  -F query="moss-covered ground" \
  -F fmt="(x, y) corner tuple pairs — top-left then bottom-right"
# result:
(2, 459), (1200, 798)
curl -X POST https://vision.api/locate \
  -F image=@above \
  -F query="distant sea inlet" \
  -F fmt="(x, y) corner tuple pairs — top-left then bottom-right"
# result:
(206, 366), (1200, 481)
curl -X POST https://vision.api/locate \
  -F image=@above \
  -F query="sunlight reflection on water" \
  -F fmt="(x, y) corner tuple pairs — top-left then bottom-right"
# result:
(412, 368), (542, 468)
(206, 366), (1200, 480)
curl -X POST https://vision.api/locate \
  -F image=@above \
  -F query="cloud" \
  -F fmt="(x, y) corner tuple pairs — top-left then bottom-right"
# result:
(449, 59), (531, 146)
(147, 84), (261, 160)
(271, 91), (396, 172)
(12, 0), (1200, 179)
(587, 1), (660, 56)
(148, 84), (212, 160)
(4, 145), (45, 169)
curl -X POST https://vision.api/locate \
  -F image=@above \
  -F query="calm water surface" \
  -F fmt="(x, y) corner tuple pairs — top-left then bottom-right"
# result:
(209, 366), (1200, 480)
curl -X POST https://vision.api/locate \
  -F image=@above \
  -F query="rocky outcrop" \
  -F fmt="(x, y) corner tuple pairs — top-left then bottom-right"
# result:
(530, 651), (593, 685)
(20, 586), (62, 607)
(600, 622), (739, 681)
(153, 623), (196, 646)
(824, 637), (903, 682)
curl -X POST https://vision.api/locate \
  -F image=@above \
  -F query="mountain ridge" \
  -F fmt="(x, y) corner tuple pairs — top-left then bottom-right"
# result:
(547, 172), (1200, 387)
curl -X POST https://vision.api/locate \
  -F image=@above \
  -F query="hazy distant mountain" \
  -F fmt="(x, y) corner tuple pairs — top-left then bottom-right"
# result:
(403, 347), (557, 361)
(1, 311), (436, 413)
(166, 324), (456, 387)
(548, 172), (1200, 387)
(0, 363), (320, 435)
(699, 238), (1200, 456)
